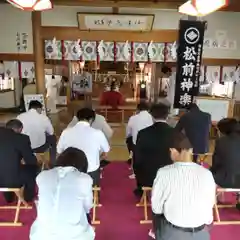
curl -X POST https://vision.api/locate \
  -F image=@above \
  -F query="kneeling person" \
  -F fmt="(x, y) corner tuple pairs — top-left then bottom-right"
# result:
(151, 132), (216, 240)
(0, 119), (38, 202)
(17, 100), (57, 165)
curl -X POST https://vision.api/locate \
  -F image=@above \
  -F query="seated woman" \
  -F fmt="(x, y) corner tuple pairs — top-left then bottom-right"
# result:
(211, 118), (240, 208)
(100, 82), (124, 109)
(30, 147), (95, 240)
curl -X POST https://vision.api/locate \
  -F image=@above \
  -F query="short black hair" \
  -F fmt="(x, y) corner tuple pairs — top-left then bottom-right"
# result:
(29, 100), (43, 110)
(188, 103), (199, 110)
(76, 108), (95, 121)
(55, 147), (88, 173)
(217, 118), (239, 135)
(6, 119), (23, 130)
(150, 102), (169, 120)
(170, 131), (192, 152)
(137, 101), (149, 111)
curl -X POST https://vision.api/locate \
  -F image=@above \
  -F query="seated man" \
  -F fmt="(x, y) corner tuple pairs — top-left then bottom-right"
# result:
(17, 100), (57, 165)
(134, 103), (174, 197)
(211, 118), (240, 208)
(126, 101), (153, 166)
(0, 120), (38, 202)
(175, 103), (211, 161)
(100, 82), (124, 109)
(68, 108), (113, 141)
(57, 108), (110, 186)
(152, 131), (215, 240)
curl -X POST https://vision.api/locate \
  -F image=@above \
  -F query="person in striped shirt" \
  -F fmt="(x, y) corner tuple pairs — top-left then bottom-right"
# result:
(151, 131), (216, 240)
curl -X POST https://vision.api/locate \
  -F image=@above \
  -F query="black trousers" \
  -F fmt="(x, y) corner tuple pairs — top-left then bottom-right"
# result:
(126, 136), (134, 153)
(88, 168), (101, 187)
(3, 165), (37, 203)
(33, 135), (57, 165)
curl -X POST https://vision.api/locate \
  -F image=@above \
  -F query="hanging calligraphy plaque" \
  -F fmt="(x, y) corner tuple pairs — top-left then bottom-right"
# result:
(174, 20), (206, 108)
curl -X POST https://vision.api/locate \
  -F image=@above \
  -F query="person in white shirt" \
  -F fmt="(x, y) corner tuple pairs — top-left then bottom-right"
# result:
(17, 100), (56, 164)
(126, 101), (153, 166)
(30, 147), (95, 240)
(68, 110), (113, 140)
(57, 108), (110, 186)
(151, 131), (216, 240)
(126, 101), (153, 146)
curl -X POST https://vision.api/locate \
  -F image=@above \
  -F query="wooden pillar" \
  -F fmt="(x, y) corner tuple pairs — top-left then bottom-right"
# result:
(32, 11), (45, 94)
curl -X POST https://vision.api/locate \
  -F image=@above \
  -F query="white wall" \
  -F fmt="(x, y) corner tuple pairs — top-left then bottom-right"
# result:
(0, 4), (33, 54)
(0, 4), (240, 59)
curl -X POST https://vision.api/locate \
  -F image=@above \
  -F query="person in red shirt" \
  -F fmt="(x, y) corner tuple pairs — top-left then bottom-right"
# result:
(100, 82), (124, 109)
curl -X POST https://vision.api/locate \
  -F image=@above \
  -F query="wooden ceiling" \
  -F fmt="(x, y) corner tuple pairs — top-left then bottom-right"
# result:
(51, 0), (240, 11)
(1, 0), (240, 11)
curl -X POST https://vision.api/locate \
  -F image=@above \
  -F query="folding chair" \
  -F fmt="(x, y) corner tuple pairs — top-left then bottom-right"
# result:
(214, 188), (240, 225)
(92, 186), (101, 225)
(0, 188), (32, 226)
(194, 153), (212, 166)
(136, 187), (152, 224)
(36, 151), (50, 171)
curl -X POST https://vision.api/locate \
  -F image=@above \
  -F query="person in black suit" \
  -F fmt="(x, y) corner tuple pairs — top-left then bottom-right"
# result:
(175, 103), (211, 161)
(211, 118), (240, 186)
(0, 119), (38, 202)
(134, 103), (174, 197)
(211, 118), (240, 207)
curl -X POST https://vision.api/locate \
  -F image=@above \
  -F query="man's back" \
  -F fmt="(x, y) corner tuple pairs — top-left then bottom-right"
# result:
(135, 122), (174, 186)
(67, 114), (113, 140)
(57, 122), (110, 172)
(212, 133), (240, 188)
(17, 109), (54, 149)
(126, 111), (153, 144)
(152, 163), (215, 227)
(176, 108), (211, 154)
(0, 128), (30, 186)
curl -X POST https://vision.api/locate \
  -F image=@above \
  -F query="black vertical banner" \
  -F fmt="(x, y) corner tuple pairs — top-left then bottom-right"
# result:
(174, 20), (206, 108)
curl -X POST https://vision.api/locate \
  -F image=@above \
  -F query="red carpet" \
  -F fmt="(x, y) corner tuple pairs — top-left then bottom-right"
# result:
(0, 163), (240, 239)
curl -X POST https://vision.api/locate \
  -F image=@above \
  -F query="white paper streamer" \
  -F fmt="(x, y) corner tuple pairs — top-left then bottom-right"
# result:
(234, 66), (240, 83)
(52, 37), (58, 56)
(123, 41), (131, 60)
(98, 40), (105, 59)
(170, 41), (177, 60)
(148, 41), (154, 61)
(75, 39), (82, 58)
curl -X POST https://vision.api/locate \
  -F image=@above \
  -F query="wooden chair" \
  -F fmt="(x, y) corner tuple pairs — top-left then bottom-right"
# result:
(0, 188), (32, 226)
(194, 153), (212, 166)
(92, 186), (101, 225)
(136, 187), (152, 224)
(36, 151), (50, 171)
(214, 188), (240, 225)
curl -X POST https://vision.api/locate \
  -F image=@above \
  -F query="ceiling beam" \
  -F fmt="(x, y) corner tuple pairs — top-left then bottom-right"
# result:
(41, 26), (178, 42)
(53, 0), (183, 9)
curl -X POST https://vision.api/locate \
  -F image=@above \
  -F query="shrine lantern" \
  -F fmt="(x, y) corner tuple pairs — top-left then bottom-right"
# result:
(6, 0), (53, 11)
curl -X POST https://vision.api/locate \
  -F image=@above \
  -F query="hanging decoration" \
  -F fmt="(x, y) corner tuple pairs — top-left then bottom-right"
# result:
(170, 41), (177, 60)
(6, 0), (53, 11)
(16, 32), (21, 52)
(163, 43), (168, 63)
(123, 41), (131, 62)
(75, 39), (83, 60)
(52, 37), (58, 57)
(113, 41), (117, 63)
(22, 33), (28, 51)
(98, 40), (105, 60)
(148, 41), (154, 62)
